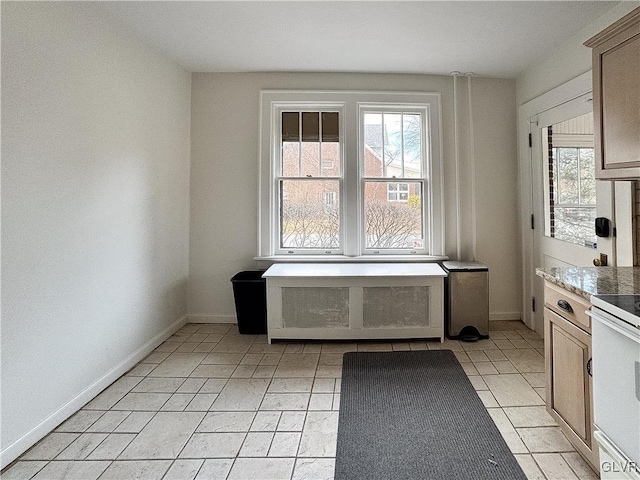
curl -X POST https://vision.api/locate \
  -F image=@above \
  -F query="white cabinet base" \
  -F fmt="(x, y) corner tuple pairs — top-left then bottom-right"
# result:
(263, 263), (446, 343)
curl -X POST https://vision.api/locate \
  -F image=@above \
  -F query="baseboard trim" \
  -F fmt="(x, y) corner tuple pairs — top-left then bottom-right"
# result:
(0, 315), (188, 470)
(188, 313), (521, 324)
(188, 314), (237, 324)
(489, 312), (522, 321)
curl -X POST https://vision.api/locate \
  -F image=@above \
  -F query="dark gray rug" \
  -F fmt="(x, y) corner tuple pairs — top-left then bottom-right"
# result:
(335, 350), (527, 480)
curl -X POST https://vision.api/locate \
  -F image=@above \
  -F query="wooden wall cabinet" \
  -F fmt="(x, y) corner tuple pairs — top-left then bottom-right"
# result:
(543, 282), (598, 470)
(585, 7), (640, 180)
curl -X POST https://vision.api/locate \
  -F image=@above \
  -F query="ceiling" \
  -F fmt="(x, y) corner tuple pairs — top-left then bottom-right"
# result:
(99, 1), (619, 78)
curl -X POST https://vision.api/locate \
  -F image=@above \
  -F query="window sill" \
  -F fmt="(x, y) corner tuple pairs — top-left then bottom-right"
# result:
(254, 255), (449, 265)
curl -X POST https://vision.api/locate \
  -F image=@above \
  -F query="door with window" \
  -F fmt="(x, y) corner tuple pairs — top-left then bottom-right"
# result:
(531, 93), (614, 327)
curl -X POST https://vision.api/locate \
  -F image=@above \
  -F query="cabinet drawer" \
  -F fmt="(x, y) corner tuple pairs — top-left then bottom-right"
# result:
(544, 282), (591, 333)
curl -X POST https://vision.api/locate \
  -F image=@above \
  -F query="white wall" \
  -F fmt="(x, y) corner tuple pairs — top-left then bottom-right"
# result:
(517, 1), (640, 105)
(1, 2), (191, 466)
(470, 78), (522, 316)
(189, 73), (519, 322)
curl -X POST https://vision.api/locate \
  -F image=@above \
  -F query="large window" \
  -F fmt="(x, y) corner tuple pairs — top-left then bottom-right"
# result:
(259, 91), (443, 258)
(362, 110), (425, 251)
(279, 110), (341, 251)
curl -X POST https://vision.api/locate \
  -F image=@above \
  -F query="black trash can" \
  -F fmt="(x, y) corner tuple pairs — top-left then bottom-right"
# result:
(230, 271), (267, 334)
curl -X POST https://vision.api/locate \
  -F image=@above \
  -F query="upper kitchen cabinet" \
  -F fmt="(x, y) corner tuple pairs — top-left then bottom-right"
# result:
(585, 7), (640, 180)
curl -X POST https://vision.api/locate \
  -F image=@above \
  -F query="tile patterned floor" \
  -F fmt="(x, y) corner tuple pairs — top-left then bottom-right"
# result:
(2, 321), (599, 480)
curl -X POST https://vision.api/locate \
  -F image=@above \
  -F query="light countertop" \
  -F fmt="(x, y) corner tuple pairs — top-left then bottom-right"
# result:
(535, 266), (640, 300)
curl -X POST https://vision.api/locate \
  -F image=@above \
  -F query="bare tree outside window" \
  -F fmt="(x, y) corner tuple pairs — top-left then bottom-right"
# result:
(364, 182), (424, 249)
(552, 146), (597, 247)
(280, 179), (340, 249)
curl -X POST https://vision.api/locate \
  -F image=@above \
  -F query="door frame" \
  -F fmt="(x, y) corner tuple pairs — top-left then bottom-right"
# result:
(518, 72), (593, 334)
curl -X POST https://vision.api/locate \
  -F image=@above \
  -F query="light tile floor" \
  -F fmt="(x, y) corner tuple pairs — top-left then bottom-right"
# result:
(2, 320), (599, 480)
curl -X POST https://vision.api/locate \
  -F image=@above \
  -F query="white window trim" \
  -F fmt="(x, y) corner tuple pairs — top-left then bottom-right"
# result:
(258, 90), (444, 260)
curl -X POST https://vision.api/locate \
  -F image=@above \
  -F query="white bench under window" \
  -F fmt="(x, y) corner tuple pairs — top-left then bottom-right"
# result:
(263, 263), (446, 343)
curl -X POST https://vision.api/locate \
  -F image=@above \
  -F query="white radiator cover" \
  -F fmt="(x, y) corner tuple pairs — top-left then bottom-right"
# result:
(264, 263), (445, 342)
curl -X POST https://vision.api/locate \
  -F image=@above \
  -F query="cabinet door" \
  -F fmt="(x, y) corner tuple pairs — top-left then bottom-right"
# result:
(545, 308), (592, 444)
(600, 33), (640, 170)
(586, 8), (640, 179)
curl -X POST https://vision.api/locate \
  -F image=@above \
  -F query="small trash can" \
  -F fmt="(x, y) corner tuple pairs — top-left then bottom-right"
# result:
(442, 261), (489, 341)
(230, 271), (267, 335)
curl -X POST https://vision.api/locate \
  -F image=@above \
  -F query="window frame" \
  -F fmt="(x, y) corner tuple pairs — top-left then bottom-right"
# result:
(359, 105), (429, 254)
(273, 103), (346, 255)
(258, 90), (443, 259)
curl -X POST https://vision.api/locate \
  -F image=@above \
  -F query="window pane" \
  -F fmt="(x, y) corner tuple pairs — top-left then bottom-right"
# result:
(364, 112), (423, 178)
(547, 130), (596, 248)
(280, 179), (340, 249)
(321, 112), (339, 142)
(283, 111), (340, 178)
(302, 112), (319, 142)
(364, 181), (424, 249)
(579, 148), (596, 204)
(282, 142), (300, 176)
(383, 113), (402, 175)
(403, 113), (422, 178)
(300, 142), (320, 177)
(552, 206), (597, 248)
(282, 112), (299, 142)
(553, 146), (595, 247)
(320, 142), (340, 176)
(364, 113), (384, 177)
(557, 147), (579, 204)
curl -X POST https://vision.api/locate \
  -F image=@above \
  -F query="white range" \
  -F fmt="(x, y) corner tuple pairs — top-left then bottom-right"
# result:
(590, 294), (640, 480)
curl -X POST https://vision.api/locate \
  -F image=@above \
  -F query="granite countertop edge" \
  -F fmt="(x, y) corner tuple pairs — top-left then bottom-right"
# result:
(535, 266), (640, 300)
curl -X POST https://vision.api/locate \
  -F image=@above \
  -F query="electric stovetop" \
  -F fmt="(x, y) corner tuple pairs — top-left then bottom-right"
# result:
(591, 294), (640, 328)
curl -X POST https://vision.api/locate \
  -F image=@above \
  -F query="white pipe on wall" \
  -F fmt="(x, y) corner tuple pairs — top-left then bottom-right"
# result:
(451, 71), (462, 261)
(466, 72), (477, 261)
